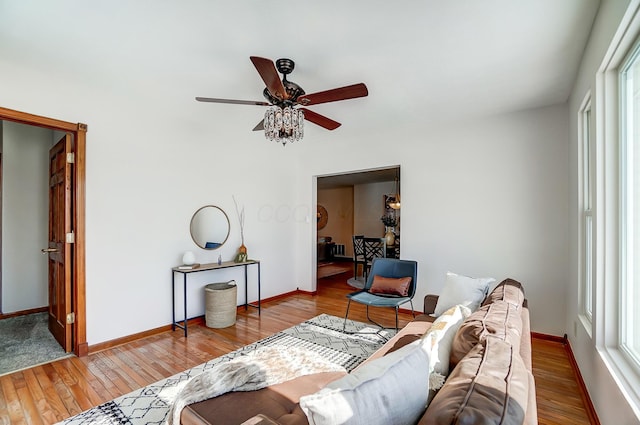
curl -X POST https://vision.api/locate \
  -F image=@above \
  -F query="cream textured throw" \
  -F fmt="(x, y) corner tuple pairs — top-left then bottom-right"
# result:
(165, 346), (346, 425)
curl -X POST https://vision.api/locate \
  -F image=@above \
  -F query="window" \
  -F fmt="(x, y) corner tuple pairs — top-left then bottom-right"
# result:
(620, 46), (640, 366)
(580, 95), (594, 321)
(594, 2), (640, 411)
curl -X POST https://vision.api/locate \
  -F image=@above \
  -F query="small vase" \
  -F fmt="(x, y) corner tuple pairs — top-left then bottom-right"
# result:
(234, 244), (248, 263)
(384, 227), (395, 246)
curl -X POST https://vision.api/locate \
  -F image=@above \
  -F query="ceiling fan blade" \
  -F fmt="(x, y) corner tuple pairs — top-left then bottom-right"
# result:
(196, 97), (270, 106)
(302, 108), (341, 130)
(297, 83), (368, 106)
(250, 56), (288, 100)
(252, 119), (265, 131)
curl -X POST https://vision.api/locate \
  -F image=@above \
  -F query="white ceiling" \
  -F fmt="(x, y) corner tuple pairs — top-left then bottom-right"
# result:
(0, 0), (600, 128)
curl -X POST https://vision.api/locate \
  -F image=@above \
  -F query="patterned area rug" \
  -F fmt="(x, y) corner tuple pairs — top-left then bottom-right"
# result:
(58, 314), (394, 425)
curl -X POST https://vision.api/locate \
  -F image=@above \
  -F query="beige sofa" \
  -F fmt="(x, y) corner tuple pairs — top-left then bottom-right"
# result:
(181, 278), (536, 425)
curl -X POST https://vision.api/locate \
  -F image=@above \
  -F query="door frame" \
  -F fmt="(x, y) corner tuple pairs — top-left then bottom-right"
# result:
(0, 106), (88, 357)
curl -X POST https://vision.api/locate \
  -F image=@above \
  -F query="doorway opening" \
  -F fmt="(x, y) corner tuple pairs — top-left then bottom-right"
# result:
(0, 106), (87, 357)
(315, 166), (401, 290)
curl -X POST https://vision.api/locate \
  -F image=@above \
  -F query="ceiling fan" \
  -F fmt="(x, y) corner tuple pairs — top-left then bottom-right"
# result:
(196, 56), (369, 144)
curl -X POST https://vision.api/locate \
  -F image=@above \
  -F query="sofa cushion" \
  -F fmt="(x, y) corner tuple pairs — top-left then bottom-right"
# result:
(370, 275), (412, 296)
(450, 300), (523, 367)
(420, 304), (470, 390)
(434, 272), (495, 316)
(361, 315), (435, 364)
(419, 337), (530, 425)
(482, 278), (525, 308)
(300, 342), (430, 425)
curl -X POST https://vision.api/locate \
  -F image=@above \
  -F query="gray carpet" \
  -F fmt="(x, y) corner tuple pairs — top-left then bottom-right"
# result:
(59, 314), (395, 425)
(0, 312), (72, 376)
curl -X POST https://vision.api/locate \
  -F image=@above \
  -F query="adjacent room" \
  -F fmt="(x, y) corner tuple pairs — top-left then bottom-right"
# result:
(1, 1), (639, 424)
(316, 167), (400, 286)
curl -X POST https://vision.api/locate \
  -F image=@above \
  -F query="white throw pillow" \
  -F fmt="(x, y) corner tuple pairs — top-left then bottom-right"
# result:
(300, 342), (430, 425)
(433, 272), (495, 316)
(420, 304), (471, 390)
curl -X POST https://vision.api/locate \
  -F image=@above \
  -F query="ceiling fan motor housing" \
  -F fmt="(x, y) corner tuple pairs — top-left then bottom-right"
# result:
(261, 58), (305, 106)
(275, 58), (295, 75)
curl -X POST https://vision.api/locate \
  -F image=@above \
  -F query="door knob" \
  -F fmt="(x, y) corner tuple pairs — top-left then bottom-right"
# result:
(41, 248), (58, 254)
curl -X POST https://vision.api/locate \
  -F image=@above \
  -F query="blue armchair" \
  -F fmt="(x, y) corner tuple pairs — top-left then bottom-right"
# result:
(343, 257), (418, 332)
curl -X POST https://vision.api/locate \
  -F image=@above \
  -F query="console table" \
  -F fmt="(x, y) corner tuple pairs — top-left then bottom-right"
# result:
(171, 260), (261, 337)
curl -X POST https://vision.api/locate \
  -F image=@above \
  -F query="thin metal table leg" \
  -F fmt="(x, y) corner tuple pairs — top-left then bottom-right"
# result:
(245, 264), (249, 310)
(183, 273), (188, 337)
(171, 271), (176, 331)
(257, 262), (261, 314)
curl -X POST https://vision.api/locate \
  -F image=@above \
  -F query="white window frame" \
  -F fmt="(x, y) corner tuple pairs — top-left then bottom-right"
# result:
(595, 1), (640, 411)
(579, 93), (594, 325)
(620, 45), (640, 368)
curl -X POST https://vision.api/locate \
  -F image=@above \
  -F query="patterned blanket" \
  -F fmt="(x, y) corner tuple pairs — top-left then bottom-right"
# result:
(166, 346), (346, 424)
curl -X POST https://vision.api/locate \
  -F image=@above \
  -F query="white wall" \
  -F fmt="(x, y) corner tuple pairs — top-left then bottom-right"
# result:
(567, 0), (640, 423)
(353, 181), (395, 238)
(1, 121), (50, 313)
(317, 187), (353, 257)
(0, 4), (569, 347)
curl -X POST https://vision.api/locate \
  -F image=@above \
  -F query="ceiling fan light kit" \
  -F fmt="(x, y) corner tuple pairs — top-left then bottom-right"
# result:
(196, 56), (368, 146)
(264, 106), (304, 145)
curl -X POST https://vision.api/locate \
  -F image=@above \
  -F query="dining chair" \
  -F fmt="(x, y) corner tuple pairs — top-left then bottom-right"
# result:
(352, 235), (366, 278)
(363, 237), (386, 280)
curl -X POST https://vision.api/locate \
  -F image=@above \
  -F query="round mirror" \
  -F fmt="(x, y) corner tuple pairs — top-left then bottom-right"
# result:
(190, 205), (230, 250)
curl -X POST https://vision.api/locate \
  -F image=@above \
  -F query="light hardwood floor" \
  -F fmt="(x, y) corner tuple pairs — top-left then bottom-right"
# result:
(0, 272), (594, 424)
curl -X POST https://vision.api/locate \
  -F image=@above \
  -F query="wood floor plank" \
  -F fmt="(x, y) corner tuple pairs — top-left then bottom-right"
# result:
(0, 271), (595, 424)
(12, 374), (43, 425)
(52, 361), (103, 409)
(48, 362), (93, 412)
(29, 367), (70, 423)
(40, 363), (82, 418)
(532, 337), (592, 424)
(114, 345), (166, 384)
(0, 377), (10, 425)
(89, 354), (136, 395)
(22, 369), (62, 425)
(0, 375), (25, 425)
(77, 357), (121, 400)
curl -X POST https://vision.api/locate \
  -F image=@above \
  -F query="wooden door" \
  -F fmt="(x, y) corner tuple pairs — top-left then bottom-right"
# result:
(46, 134), (73, 352)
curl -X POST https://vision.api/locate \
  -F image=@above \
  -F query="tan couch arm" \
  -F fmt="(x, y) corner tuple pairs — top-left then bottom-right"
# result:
(423, 294), (439, 315)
